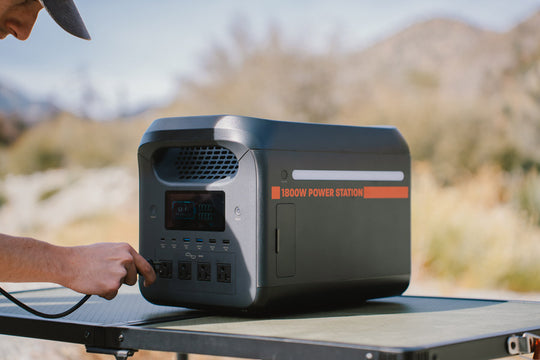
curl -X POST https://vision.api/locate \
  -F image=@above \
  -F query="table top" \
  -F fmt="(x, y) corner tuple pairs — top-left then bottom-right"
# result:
(0, 286), (539, 360)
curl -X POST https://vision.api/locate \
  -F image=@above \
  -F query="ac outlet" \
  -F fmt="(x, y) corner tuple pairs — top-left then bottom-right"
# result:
(197, 263), (211, 281)
(157, 261), (173, 279)
(217, 263), (232, 283)
(178, 261), (192, 280)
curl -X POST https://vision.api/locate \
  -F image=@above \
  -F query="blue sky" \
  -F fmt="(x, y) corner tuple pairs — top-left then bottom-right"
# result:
(1, 0), (540, 119)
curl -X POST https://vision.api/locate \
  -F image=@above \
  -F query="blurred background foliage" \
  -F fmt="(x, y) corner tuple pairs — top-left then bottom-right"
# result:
(1, 15), (540, 293)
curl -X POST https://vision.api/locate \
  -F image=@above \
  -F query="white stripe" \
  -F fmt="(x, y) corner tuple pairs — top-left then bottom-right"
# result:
(291, 170), (404, 181)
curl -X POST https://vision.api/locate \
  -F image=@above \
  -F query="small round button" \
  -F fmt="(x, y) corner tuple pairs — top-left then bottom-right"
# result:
(234, 206), (241, 216)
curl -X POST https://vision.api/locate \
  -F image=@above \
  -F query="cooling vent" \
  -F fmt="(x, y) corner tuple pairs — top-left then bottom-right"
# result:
(175, 146), (239, 181)
(379, 354), (398, 360)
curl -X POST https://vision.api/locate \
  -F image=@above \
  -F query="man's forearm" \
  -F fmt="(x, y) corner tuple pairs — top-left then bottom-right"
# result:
(0, 233), (156, 299)
(0, 233), (69, 285)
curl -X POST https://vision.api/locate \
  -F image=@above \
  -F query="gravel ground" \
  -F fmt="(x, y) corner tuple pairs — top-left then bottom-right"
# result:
(0, 336), (83, 360)
(0, 167), (136, 235)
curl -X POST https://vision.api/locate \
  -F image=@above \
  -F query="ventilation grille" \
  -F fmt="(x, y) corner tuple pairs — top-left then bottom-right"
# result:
(412, 352), (430, 360)
(379, 354), (398, 360)
(175, 146), (239, 181)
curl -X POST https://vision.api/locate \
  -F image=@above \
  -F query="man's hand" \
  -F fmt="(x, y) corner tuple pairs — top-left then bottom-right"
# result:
(0, 235), (154, 300)
(63, 243), (156, 300)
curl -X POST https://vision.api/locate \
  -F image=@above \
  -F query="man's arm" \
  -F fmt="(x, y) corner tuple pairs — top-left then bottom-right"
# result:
(0, 233), (156, 300)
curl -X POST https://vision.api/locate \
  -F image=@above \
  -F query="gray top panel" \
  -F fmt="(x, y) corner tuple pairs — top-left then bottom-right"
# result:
(139, 115), (409, 154)
(151, 295), (540, 349)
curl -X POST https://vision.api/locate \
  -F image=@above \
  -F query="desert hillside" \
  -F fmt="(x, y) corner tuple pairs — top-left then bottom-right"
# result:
(1, 11), (540, 360)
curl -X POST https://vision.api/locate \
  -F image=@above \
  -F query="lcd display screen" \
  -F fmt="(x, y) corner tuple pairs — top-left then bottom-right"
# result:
(165, 191), (225, 231)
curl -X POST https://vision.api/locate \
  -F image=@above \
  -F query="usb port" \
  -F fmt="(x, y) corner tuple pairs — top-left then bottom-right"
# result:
(209, 238), (217, 244)
(196, 238), (204, 243)
(183, 238), (191, 242)
(223, 239), (230, 245)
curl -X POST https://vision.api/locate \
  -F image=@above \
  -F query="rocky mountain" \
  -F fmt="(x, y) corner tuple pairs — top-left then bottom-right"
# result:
(346, 11), (540, 106)
(5, 11), (540, 147)
(161, 10), (540, 121)
(0, 83), (59, 123)
(0, 83), (61, 144)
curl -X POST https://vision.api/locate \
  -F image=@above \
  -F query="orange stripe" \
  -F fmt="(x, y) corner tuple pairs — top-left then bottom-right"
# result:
(364, 186), (409, 199)
(271, 186), (281, 200)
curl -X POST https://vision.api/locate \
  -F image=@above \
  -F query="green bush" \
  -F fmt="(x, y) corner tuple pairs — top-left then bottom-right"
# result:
(38, 187), (62, 202)
(0, 191), (7, 208)
(514, 170), (540, 225)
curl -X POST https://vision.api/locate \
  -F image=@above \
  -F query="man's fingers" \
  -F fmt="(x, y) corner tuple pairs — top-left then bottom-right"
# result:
(65, 243), (154, 298)
(129, 247), (156, 286)
(102, 289), (118, 300)
(123, 261), (137, 286)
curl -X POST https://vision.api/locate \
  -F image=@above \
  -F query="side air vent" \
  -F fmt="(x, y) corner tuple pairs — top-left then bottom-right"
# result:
(175, 146), (239, 180)
(379, 353), (398, 360)
(152, 146), (239, 183)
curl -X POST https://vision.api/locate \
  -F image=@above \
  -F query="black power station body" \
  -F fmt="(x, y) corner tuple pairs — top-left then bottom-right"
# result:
(138, 115), (410, 311)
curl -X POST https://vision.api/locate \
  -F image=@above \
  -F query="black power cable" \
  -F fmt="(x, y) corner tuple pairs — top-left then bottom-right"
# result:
(0, 286), (91, 319)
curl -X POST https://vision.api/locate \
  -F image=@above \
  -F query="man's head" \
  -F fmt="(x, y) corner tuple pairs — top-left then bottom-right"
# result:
(0, 0), (89, 41)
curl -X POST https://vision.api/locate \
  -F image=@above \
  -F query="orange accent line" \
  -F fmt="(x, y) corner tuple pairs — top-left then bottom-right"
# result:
(534, 339), (540, 360)
(271, 186), (281, 200)
(364, 186), (409, 199)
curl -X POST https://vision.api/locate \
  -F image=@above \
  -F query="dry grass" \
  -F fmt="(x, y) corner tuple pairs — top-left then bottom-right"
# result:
(52, 211), (139, 249)
(9, 161), (536, 295)
(1, 22), (540, 360)
(3, 18), (540, 360)
(412, 163), (540, 291)
(2, 114), (151, 176)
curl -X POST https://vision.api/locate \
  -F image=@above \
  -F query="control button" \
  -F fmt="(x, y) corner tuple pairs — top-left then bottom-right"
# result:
(149, 205), (157, 219)
(234, 206), (241, 216)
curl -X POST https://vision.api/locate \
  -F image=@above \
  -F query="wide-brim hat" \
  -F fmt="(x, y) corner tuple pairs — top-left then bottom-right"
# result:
(39, 0), (91, 40)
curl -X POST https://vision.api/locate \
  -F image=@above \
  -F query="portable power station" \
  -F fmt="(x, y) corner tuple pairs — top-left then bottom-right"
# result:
(138, 115), (410, 311)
